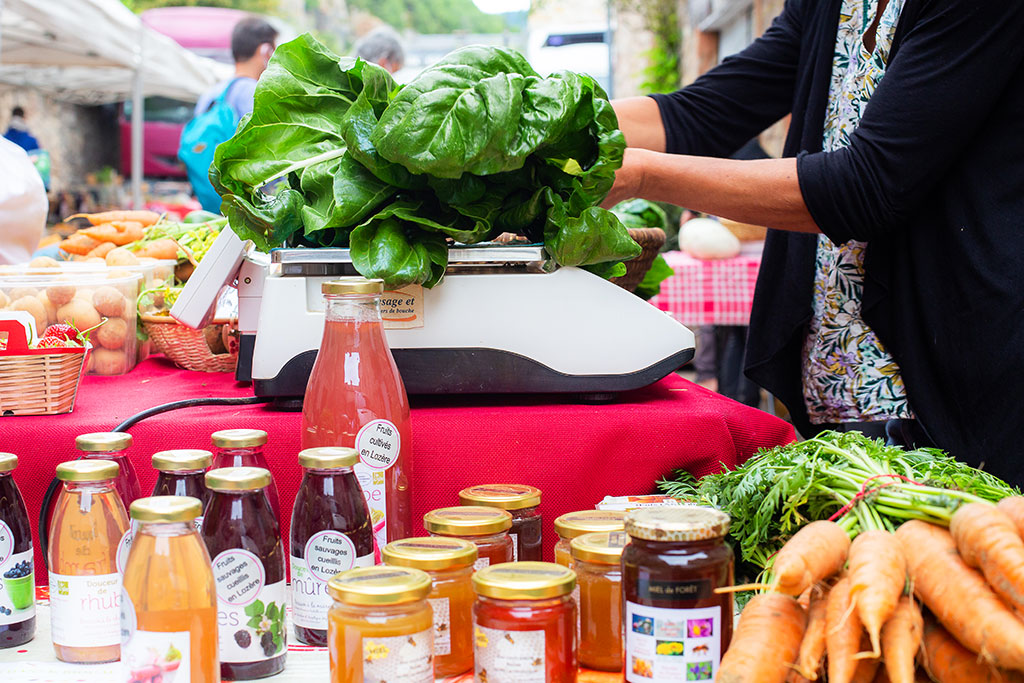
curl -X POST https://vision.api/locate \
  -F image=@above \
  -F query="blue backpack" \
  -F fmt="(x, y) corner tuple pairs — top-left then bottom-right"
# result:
(179, 78), (243, 213)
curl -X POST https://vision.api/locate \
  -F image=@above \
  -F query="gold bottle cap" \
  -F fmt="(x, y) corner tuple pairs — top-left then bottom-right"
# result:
(211, 429), (267, 449)
(472, 562), (576, 600)
(130, 496), (203, 523)
(152, 449), (212, 472)
(570, 531), (629, 565)
(75, 432), (132, 452)
(382, 537), (478, 571)
(322, 277), (384, 295)
(327, 566), (432, 606)
(0, 453), (17, 473)
(205, 467), (271, 492)
(458, 484), (541, 510)
(423, 506), (512, 537)
(553, 510), (625, 540)
(298, 447), (359, 470)
(56, 459), (119, 482)
(625, 506), (730, 542)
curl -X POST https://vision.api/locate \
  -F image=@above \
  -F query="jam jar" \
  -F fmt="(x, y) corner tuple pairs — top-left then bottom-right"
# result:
(458, 484), (542, 561)
(553, 510), (625, 567)
(328, 566), (434, 683)
(382, 537), (477, 677)
(570, 531), (628, 672)
(75, 432), (141, 509)
(210, 429), (280, 519)
(472, 562), (577, 683)
(622, 507), (733, 683)
(423, 506), (512, 570)
(150, 449), (212, 531)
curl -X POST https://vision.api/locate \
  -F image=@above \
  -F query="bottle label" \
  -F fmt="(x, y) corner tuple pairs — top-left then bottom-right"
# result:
(380, 285), (424, 330)
(115, 529), (133, 575)
(355, 418), (400, 552)
(291, 538), (374, 629)
(510, 532), (519, 561)
(474, 625), (545, 682)
(428, 597), (450, 656)
(194, 516), (204, 533)
(0, 524), (35, 625)
(120, 590), (193, 682)
(624, 602), (722, 682)
(212, 550), (286, 662)
(473, 556), (490, 572)
(49, 571), (121, 647)
(361, 628), (433, 683)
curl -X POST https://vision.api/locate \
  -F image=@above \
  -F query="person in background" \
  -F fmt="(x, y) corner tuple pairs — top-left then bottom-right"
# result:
(194, 17), (278, 123)
(0, 137), (46, 265)
(355, 26), (405, 75)
(4, 107), (40, 153)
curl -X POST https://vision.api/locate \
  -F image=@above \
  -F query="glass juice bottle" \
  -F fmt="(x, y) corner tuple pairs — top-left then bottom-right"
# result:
(424, 506), (513, 570)
(290, 447), (375, 646)
(210, 430), (280, 520)
(472, 562), (578, 683)
(121, 496), (219, 683)
(327, 566), (434, 683)
(201, 467), (287, 680)
(553, 510), (625, 567)
(0, 453), (35, 648)
(382, 537), (478, 677)
(459, 484), (543, 562)
(75, 432), (142, 511)
(301, 278), (413, 549)
(151, 450), (213, 532)
(48, 459), (130, 663)
(571, 531), (627, 672)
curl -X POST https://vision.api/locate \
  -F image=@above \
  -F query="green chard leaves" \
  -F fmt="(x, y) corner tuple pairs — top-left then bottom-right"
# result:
(211, 34), (639, 288)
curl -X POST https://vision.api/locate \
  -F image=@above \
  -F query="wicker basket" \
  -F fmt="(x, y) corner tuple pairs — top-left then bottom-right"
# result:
(0, 346), (88, 416)
(610, 227), (667, 293)
(142, 314), (238, 373)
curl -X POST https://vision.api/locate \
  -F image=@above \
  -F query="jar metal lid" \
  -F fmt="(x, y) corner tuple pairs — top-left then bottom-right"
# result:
(75, 432), (132, 452)
(205, 467), (271, 492)
(571, 531), (629, 564)
(553, 510), (625, 540)
(152, 449), (212, 472)
(130, 496), (202, 523)
(322, 277), (384, 295)
(382, 538), (478, 570)
(423, 506), (512, 536)
(211, 429), (267, 449)
(328, 566), (432, 605)
(298, 447), (359, 470)
(472, 562), (576, 600)
(458, 484), (541, 510)
(0, 453), (16, 473)
(625, 506), (730, 542)
(56, 459), (119, 482)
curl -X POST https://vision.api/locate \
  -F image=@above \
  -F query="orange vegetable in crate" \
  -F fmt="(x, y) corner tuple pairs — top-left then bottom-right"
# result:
(60, 232), (100, 255)
(81, 220), (144, 246)
(133, 238), (179, 260)
(84, 241), (115, 260)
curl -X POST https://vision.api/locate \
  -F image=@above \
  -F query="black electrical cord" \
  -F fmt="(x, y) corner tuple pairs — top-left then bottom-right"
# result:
(39, 395), (272, 569)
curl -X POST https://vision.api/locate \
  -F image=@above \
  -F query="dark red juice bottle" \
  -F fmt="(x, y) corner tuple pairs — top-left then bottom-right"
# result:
(151, 450), (212, 532)
(75, 432), (141, 508)
(200, 467), (286, 679)
(210, 429), (280, 520)
(0, 453), (35, 648)
(290, 447), (374, 646)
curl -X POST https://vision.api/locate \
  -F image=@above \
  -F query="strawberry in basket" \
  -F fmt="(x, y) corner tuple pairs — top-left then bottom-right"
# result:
(32, 319), (106, 349)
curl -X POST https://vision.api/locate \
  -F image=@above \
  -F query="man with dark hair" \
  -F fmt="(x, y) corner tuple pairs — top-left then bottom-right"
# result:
(4, 107), (40, 153)
(194, 16), (278, 122)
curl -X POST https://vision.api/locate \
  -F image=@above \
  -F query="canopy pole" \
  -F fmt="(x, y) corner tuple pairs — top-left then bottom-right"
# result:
(130, 25), (144, 210)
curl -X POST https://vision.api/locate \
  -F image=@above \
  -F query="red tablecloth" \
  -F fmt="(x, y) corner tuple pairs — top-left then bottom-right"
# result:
(649, 247), (763, 326)
(2, 357), (794, 581)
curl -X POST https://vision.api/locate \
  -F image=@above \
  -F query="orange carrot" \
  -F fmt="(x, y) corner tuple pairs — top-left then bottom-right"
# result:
(827, 577), (864, 683)
(66, 210), (161, 226)
(850, 653), (880, 683)
(793, 585), (829, 680)
(773, 520), (852, 596)
(133, 238), (179, 260)
(920, 615), (1024, 683)
(881, 597), (922, 683)
(997, 497), (1024, 538)
(848, 530), (906, 658)
(951, 502), (1024, 614)
(718, 593), (806, 683)
(895, 520), (1024, 671)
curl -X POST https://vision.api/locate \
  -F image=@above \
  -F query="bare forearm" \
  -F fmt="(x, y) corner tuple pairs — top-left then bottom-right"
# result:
(611, 97), (666, 152)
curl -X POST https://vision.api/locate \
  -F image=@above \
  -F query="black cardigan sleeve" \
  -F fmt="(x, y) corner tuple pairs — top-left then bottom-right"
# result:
(650, 0), (804, 158)
(798, 0), (1024, 244)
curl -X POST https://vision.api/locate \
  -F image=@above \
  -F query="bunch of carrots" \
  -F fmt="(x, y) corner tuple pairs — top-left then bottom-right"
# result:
(60, 210), (165, 259)
(718, 497), (1024, 683)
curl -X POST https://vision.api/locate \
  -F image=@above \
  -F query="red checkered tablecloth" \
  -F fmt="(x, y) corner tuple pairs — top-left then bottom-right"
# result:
(649, 247), (763, 326)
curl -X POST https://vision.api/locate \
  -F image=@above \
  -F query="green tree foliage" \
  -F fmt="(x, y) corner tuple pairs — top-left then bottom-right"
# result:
(346, 0), (505, 34)
(615, 0), (681, 93)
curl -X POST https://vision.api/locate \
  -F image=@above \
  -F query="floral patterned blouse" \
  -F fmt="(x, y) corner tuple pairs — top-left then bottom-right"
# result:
(801, 0), (913, 424)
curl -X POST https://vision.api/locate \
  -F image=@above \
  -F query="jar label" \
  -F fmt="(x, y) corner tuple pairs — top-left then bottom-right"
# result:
(49, 571), (122, 647)
(571, 584), (580, 643)
(473, 625), (546, 682)
(361, 627), (433, 683)
(624, 602), (722, 682)
(290, 550), (374, 630)
(115, 529), (133, 575)
(121, 628), (192, 683)
(0, 541), (35, 625)
(473, 556), (490, 572)
(636, 577), (712, 602)
(509, 532), (518, 561)
(428, 597), (450, 655)
(380, 285), (424, 330)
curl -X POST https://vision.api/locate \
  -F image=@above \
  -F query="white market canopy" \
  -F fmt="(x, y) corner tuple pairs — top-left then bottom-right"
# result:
(0, 0), (231, 105)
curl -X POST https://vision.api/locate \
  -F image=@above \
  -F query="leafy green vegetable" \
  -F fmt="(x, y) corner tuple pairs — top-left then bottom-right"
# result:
(612, 198), (669, 231)
(634, 254), (674, 300)
(212, 34), (640, 288)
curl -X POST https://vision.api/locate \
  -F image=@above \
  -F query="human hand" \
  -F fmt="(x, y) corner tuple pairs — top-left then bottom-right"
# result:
(601, 148), (646, 209)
